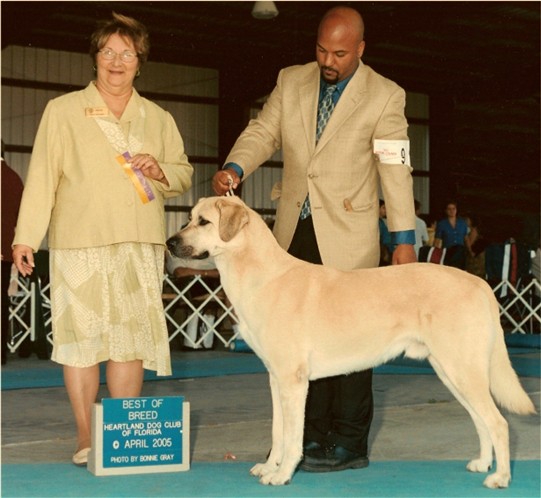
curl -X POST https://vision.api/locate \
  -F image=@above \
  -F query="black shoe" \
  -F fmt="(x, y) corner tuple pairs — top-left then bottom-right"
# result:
(303, 440), (323, 455)
(300, 445), (369, 473)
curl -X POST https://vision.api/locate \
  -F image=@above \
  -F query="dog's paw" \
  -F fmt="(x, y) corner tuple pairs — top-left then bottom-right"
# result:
(259, 469), (292, 486)
(250, 462), (276, 478)
(483, 472), (510, 489)
(466, 458), (492, 473)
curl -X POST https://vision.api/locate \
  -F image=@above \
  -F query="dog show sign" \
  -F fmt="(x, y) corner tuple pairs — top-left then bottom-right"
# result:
(88, 396), (190, 475)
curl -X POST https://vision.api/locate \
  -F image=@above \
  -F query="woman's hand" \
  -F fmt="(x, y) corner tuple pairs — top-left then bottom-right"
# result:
(12, 244), (35, 277)
(131, 153), (168, 185)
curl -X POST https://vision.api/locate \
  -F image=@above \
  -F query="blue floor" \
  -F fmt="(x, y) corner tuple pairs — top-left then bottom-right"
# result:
(3, 461), (540, 498)
(2, 334), (539, 497)
(2, 343), (539, 391)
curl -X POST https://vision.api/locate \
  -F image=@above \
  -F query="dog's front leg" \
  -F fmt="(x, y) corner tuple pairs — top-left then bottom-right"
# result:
(251, 373), (283, 478)
(258, 369), (308, 485)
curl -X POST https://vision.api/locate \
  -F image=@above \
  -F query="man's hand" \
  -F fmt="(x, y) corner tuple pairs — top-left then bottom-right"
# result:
(212, 170), (240, 196)
(12, 244), (35, 277)
(392, 244), (417, 265)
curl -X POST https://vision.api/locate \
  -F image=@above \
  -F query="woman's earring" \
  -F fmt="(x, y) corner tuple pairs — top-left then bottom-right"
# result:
(135, 69), (141, 77)
(92, 64), (97, 73)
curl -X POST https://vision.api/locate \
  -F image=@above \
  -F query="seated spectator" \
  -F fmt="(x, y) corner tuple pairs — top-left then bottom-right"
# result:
(165, 253), (220, 350)
(464, 214), (487, 278)
(427, 220), (437, 247)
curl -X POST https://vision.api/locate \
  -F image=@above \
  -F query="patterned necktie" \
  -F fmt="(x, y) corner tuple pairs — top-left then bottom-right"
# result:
(300, 84), (337, 220)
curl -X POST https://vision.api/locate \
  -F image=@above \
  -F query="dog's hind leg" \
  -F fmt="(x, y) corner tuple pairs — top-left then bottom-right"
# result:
(251, 373), (283, 478)
(257, 367), (309, 485)
(428, 356), (494, 469)
(428, 354), (511, 488)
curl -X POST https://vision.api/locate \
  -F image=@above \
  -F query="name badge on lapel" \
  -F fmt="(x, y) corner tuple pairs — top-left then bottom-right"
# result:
(85, 107), (109, 117)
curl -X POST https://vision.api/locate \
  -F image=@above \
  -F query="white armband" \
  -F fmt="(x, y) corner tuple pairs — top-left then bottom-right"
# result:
(374, 139), (410, 165)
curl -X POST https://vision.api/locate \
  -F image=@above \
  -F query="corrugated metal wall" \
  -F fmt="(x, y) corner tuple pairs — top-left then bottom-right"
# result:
(1, 45), (220, 240)
(2, 45), (429, 245)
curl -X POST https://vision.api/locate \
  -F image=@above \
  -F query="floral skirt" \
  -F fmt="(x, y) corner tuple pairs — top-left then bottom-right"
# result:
(50, 243), (171, 376)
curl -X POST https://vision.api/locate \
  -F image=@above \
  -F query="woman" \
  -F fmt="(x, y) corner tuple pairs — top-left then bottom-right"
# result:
(434, 201), (470, 249)
(434, 201), (470, 269)
(12, 13), (193, 466)
(464, 214), (487, 278)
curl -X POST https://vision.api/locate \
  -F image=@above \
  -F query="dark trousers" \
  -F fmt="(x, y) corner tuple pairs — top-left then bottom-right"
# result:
(288, 216), (374, 455)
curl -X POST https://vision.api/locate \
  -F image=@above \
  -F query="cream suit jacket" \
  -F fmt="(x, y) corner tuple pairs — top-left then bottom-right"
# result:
(225, 61), (416, 270)
(13, 83), (193, 251)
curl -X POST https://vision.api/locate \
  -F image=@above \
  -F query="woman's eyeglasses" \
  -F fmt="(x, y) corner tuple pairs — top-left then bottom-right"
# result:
(98, 49), (138, 63)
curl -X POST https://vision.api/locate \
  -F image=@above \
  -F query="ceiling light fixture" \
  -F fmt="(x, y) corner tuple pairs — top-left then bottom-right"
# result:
(251, 1), (279, 20)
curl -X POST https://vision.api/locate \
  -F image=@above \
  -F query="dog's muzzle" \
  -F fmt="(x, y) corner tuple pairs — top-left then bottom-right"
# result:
(166, 235), (209, 260)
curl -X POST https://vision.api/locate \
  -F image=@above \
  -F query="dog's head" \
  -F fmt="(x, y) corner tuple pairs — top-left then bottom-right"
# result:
(166, 196), (250, 260)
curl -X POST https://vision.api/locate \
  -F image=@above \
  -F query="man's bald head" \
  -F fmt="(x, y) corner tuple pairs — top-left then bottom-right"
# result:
(316, 7), (366, 83)
(318, 6), (365, 44)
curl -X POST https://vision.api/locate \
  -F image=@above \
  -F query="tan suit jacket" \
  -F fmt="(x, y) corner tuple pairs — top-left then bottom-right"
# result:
(225, 61), (415, 270)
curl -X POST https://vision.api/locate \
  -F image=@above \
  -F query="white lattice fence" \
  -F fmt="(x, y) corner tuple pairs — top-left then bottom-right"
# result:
(7, 277), (34, 352)
(491, 278), (541, 334)
(8, 275), (540, 353)
(162, 274), (239, 348)
(8, 273), (52, 350)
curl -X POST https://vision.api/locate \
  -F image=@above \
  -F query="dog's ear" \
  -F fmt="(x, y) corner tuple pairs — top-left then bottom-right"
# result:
(216, 199), (249, 242)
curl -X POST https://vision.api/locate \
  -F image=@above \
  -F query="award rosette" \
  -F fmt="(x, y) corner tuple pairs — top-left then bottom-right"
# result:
(116, 152), (156, 204)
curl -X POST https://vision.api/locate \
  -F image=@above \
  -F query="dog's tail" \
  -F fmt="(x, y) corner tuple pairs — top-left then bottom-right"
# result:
(489, 323), (536, 415)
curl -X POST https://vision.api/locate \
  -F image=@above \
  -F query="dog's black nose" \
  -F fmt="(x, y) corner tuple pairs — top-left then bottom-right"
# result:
(166, 236), (179, 254)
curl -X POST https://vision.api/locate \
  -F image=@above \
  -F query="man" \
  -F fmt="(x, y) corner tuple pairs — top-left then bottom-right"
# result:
(213, 6), (416, 472)
(414, 199), (429, 258)
(1, 143), (24, 364)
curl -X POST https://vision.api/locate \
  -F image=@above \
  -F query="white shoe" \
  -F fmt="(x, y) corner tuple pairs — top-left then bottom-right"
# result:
(72, 447), (91, 466)
(184, 316), (200, 349)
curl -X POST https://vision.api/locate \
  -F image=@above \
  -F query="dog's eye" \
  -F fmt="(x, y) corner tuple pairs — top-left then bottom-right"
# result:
(198, 217), (210, 226)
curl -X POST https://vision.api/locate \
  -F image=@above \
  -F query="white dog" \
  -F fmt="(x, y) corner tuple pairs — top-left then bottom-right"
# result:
(166, 196), (535, 488)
